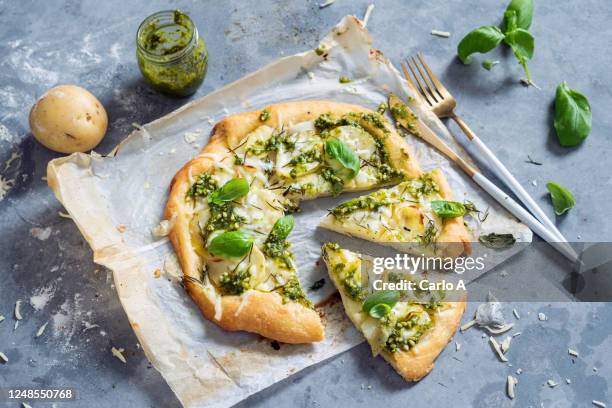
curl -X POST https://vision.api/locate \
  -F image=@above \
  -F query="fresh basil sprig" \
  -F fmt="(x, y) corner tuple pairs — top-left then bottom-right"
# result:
(324, 138), (360, 179)
(362, 291), (400, 319)
(457, 0), (535, 81)
(554, 82), (592, 147)
(546, 182), (575, 215)
(478, 233), (516, 249)
(208, 230), (254, 258)
(431, 200), (468, 218)
(208, 178), (249, 205)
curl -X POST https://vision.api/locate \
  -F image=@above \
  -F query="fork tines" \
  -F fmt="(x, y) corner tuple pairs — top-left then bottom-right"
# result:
(401, 54), (447, 106)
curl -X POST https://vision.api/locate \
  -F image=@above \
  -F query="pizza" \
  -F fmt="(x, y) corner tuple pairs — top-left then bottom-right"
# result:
(165, 100), (426, 343)
(322, 243), (466, 381)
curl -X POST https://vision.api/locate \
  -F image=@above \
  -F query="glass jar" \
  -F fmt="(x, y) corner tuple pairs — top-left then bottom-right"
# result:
(136, 10), (208, 97)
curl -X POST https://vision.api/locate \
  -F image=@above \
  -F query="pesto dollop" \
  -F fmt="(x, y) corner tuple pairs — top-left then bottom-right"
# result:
(384, 311), (432, 352)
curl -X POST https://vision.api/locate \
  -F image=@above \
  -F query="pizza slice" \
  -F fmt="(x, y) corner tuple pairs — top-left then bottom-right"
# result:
(319, 169), (472, 257)
(322, 243), (465, 381)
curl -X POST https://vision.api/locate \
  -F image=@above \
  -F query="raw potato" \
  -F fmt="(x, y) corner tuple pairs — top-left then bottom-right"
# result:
(29, 85), (108, 153)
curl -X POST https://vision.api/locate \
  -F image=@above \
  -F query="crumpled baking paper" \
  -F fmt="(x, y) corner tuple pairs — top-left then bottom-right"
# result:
(47, 15), (531, 408)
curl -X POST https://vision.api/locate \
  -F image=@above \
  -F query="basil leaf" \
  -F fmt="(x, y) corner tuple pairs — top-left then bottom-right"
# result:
(504, 28), (534, 60)
(502, 0), (534, 32)
(503, 10), (518, 33)
(546, 182), (575, 215)
(270, 215), (294, 241)
(457, 26), (505, 64)
(369, 303), (392, 319)
(324, 138), (360, 179)
(208, 230), (253, 258)
(553, 82), (592, 147)
(209, 178), (249, 205)
(478, 233), (516, 249)
(504, 28), (534, 80)
(431, 200), (467, 218)
(362, 290), (400, 315)
(482, 59), (500, 71)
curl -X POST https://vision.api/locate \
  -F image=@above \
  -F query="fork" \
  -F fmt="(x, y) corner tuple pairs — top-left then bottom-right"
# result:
(398, 54), (578, 262)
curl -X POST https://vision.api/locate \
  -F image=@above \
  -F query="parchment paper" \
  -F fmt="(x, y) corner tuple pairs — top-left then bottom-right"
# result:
(47, 16), (532, 408)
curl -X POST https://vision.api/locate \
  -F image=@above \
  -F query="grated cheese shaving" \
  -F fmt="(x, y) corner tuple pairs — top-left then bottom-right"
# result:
(430, 30), (450, 38)
(0, 315), (4, 323)
(568, 348), (579, 357)
(460, 319), (476, 331)
(547, 379), (558, 388)
(489, 336), (508, 362)
(513, 309), (520, 320)
(485, 323), (514, 334)
(362, 4), (374, 27)
(111, 347), (127, 363)
(455, 342), (461, 352)
(36, 321), (48, 338)
(319, 0), (335, 8)
(538, 312), (547, 321)
(14, 300), (22, 320)
(592, 401), (606, 408)
(500, 336), (512, 354)
(507, 375), (517, 399)
(0, 352), (8, 363)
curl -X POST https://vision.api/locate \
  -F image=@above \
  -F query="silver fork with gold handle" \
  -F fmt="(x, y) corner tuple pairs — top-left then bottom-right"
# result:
(388, 91), (578, 263)
(401, 53), (567, 243)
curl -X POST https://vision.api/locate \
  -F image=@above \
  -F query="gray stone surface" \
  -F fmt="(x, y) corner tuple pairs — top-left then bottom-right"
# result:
(0, 0), (611, 407)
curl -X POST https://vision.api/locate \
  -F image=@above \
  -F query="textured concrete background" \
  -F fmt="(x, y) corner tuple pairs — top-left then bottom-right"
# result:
(1, 0), (611, 407)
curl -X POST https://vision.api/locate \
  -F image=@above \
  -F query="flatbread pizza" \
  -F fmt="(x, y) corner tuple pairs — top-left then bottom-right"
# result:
(165, 100), (426, 343)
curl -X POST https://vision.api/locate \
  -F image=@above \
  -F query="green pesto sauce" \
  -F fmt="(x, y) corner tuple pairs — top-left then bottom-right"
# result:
(186, 174), (245, 239)
(245, 129), (295, 156)
(259, 109), (271, 122)
(330, 190), (393, 219)
(280, 275), (312, 307)
(384, 311), (433, 352)
(321, 167), (344, 196)
(186, 173), (217, 198)
(219, 269), (251, 295)
(263, 227), (294, 269)
(404, 173), (440, 197)
(137, 10), (208, 97)
(287, 147), (322, 179)
(390, 101), (419, 133)
(328, 173), (440, 220)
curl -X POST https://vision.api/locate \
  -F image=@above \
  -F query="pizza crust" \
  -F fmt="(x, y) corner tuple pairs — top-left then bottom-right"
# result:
(382, 300), (466, 381)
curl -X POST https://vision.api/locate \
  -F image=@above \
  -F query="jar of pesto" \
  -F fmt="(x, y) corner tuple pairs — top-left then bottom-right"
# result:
(136, 10), (208, 97)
